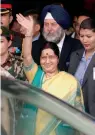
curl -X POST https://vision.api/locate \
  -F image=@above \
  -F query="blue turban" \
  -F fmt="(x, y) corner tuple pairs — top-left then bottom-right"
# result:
(41, 4), (71, 29)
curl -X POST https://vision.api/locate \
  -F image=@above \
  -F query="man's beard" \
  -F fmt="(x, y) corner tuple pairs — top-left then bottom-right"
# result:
(42, 27), (65, 44)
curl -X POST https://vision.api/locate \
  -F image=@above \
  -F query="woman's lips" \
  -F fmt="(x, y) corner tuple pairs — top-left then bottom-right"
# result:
(84, 44), (90, 47)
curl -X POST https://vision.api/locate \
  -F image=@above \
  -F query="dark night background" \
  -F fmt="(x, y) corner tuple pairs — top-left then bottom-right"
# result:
(2, 0), (95, 20)
(12, 0), (84, 18)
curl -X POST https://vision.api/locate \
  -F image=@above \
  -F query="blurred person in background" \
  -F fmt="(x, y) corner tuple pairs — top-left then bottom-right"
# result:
(22, 9), (41, 42)
(0, 26), (26, 80)
(0, 0), (22, 55)
(0, 26), (26, 135)
(71, 9), (92, 39)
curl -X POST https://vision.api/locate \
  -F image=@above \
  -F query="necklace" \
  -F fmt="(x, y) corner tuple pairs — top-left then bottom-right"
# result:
(42, 71), (59, 84)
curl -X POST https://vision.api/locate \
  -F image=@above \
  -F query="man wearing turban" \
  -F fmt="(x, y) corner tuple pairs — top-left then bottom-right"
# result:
(39, 5), (82, 71)
(23, 4), (83, 71)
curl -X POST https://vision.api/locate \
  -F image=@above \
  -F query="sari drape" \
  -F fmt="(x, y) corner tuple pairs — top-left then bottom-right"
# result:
(16, 65), (84, 135)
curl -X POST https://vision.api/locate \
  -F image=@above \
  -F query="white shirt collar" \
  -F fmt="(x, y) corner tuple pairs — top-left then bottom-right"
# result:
(71, 32), (75, 38)
(32, 33), (40, 42)
(57, 33), (65, 53)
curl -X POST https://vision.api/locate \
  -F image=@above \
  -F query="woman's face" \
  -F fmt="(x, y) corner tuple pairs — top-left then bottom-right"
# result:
(40, 48), (59, 73)
(0, 36), (11, 55)
(79, 28), (95, 52)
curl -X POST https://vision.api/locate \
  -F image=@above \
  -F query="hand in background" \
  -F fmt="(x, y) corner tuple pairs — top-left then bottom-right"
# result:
(16, 13), (34, 36)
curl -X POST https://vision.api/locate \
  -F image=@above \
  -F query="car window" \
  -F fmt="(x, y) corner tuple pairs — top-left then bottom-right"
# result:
(1, 96), (84, 135)
(1, 77), (95, 135)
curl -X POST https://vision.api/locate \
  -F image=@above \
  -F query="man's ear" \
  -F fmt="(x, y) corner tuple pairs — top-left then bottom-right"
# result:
(9, 15), (13, 24)
(8, 40), (12, 48)
(35, 24), (40, 32)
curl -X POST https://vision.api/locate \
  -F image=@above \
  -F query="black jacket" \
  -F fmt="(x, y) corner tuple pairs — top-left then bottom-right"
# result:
(68, 49), (95, 117)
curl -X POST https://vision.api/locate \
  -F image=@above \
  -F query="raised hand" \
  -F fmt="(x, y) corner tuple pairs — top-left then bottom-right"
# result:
(16, 13), (34, 36)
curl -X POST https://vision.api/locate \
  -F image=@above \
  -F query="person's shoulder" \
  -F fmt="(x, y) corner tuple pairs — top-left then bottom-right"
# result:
(65, 35), (83, 47)
(10, 53), (23, 61)
(10, 54), (26, 80)
(71, 48), (84, 57)
(65, 35), (77, 41)
(32, 34), (46, 47)
(59, 71), (78, 84)
(10, 53), (23, 69)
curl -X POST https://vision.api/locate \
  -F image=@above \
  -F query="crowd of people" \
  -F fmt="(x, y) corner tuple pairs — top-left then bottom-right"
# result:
(1, 0), (95, 135)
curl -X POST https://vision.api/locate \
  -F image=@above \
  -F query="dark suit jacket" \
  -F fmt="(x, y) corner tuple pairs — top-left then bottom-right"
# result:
(32, 35), (83, 71)
(68, 49), (95, 117)
(11, 31), (23, 48)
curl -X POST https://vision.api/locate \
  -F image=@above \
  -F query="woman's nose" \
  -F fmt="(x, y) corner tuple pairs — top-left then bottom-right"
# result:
(46, 57), (50, 63)
(83, 37), (88, 43)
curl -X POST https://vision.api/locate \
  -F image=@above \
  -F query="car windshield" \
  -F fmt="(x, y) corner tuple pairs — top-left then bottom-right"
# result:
(1, 77), (95, 135)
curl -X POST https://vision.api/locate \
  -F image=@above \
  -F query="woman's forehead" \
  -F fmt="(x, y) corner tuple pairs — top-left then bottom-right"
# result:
(80, 28), (94, 34)
(41, 48), (55, 55)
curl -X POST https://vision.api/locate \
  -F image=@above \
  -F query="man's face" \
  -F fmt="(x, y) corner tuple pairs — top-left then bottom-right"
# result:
(73, 16), (78, 31)
(75, 16), (90, 37)
(43, 19), (64, 43)
(1, 13), (13, 28)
